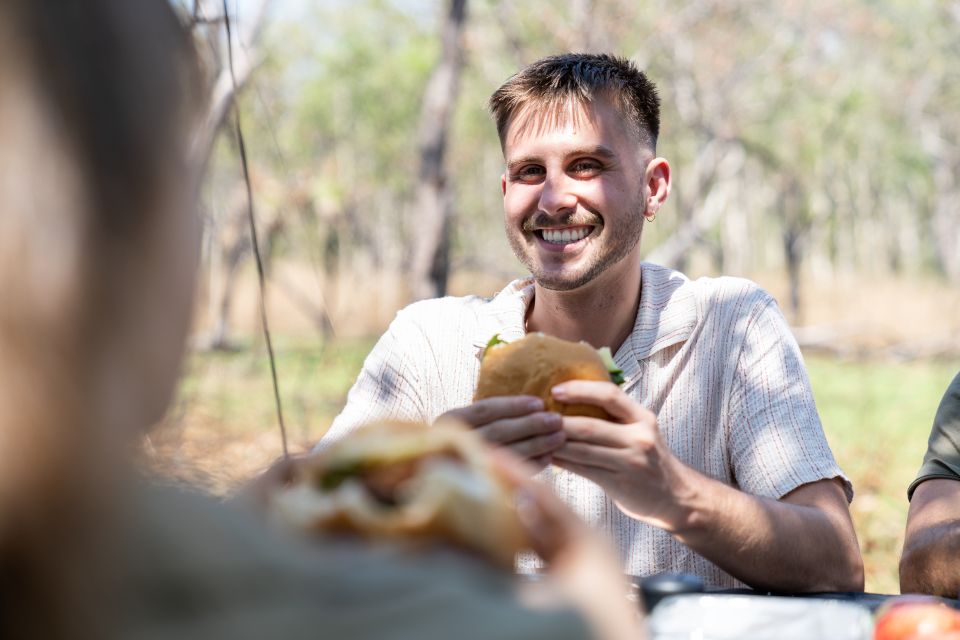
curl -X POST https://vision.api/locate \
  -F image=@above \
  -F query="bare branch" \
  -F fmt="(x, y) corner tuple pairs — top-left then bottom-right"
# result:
(189, 0), (272, 171)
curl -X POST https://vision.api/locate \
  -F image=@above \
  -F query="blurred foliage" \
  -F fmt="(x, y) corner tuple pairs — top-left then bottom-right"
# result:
(208, 0), (959, 317)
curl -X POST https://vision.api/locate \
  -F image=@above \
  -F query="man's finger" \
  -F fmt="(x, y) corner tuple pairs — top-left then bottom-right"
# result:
(551, 381), (654, 424)
(530, 454), (553, 471)
(475, 411), (561, 444)
(562, 415), (631, 447)
(234, 455), (303, 509)
(440, 395), (544, 428)
(502, 430), (566, 460)
(552, 440), (622, 471)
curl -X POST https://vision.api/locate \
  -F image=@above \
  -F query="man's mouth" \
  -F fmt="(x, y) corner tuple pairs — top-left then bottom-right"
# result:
(535, 225), (595, 245)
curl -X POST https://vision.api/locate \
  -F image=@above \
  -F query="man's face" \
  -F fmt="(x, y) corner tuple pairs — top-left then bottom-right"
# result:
(500, 98), (652, 291)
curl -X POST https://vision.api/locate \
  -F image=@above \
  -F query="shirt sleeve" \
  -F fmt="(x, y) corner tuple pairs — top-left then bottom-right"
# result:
(908, 371), (960, 500)
(726, 293), (853, 502)
(315, 308), (432, 451)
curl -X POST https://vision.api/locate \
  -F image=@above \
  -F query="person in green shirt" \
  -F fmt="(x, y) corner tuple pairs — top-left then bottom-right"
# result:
(900, 371), (960, 597)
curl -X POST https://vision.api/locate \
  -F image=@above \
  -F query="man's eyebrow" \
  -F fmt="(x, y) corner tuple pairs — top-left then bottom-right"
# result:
(505, 145), (618, 172)
(505, 155), (541, 172)
(569, 145), (618, 160)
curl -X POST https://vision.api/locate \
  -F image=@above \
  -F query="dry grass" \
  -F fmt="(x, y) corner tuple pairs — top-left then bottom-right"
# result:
(143, 334), (373, 495)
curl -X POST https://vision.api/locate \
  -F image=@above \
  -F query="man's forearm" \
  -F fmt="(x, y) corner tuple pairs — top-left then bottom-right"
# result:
(663, 470), (863, 593)
(900, 521), (960, 597)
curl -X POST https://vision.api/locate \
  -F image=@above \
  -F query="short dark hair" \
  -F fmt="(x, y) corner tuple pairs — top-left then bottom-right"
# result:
(488, 53), (660, 151)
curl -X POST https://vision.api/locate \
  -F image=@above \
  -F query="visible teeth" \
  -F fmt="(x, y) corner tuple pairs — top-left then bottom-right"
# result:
(542, 227), (590, 244)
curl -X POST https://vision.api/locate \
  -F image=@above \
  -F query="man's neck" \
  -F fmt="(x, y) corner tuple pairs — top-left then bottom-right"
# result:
(526, 260), (642, 353)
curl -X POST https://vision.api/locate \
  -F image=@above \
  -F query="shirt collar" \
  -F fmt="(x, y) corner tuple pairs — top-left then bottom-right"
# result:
(627, 263), (698, 360)
(612, 263), (698, 387)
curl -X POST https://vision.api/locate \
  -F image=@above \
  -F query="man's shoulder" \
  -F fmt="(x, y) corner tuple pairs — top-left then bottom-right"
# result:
(399, 293), (491, 313)
(397, 280), (529, 329)
(642, 263), (774, 311)
(693, 274), (770, 305)
(945, 370), (960, 402)
(909, 371), (960, 498)
(933, 370), (960, 434)
(393, 292), (493, 327)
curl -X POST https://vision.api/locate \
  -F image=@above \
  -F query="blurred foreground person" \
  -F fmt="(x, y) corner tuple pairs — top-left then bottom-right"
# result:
(0, 2), (643, 639)
(900, 370), (960, 597)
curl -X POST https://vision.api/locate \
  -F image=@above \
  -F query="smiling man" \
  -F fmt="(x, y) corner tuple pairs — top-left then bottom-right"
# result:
(320, 53), (863, 592)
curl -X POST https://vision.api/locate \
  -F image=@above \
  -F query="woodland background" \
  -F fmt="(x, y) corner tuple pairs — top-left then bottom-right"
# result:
(152, 0), (960, 594)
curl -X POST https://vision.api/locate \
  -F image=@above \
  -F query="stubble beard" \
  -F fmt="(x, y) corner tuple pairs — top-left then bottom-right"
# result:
(507, 201), (646, 292)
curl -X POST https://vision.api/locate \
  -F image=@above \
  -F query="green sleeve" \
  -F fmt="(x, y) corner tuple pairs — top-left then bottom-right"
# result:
(908, 371), (960, 500)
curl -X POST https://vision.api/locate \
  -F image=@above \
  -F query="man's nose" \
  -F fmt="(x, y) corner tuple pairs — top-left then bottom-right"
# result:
(537, 173), (578, 215)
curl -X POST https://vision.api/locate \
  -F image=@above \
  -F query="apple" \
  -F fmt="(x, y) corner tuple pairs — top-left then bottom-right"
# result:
(874, 597), (960, 640)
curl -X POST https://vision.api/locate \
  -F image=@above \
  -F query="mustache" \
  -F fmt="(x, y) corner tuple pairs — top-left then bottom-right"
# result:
(522, 211), (603, 232)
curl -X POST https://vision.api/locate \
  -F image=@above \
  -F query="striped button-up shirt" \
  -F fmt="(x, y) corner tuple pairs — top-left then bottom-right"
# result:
(319, 263), (851, 588)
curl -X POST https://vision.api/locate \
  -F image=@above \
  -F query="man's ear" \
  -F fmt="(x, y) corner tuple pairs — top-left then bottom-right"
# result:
(501, 173), (507, 196)
(644, 157), (671, 218)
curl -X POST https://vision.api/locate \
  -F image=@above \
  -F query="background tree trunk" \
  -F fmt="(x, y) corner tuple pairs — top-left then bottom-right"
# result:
(408, 0), (468, 301)
(187, 0), (271, 171)
(181, 0), (275, 350)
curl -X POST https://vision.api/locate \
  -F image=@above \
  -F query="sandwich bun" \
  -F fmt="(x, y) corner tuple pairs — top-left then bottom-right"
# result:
(269, 419), (527, 568)
(474, 333), (619, 420)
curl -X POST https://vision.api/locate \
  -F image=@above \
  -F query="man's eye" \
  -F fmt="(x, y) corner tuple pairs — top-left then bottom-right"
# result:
(569, 160), (601, 176)
(510, 166), (545, 182)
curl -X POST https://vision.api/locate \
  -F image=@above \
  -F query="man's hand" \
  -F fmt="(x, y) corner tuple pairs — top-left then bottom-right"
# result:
(438, 396), (564, 469)
(549, 380), (691, 530)
(549, 380), (863, 593)
(231, 454), (302, 512)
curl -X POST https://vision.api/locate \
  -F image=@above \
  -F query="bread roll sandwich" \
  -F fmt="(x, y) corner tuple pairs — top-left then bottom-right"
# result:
(474, 333), (624, 420)
(269, 420), (527, 568)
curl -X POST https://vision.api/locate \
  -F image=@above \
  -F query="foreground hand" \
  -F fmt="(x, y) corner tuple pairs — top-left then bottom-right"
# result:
(439, 396), (564, 470)
(232, 454), (302, 512)
(491, 451), (647, 640)
(550, 381), (691, 530)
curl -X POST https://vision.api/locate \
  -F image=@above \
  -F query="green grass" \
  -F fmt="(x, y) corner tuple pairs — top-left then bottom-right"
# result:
(159, 338), (960, 594)
(806, 354), (960, 594)
(169, 335), (376, 445)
